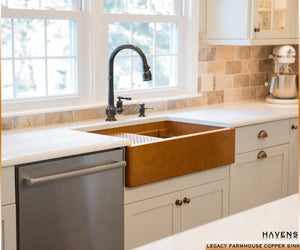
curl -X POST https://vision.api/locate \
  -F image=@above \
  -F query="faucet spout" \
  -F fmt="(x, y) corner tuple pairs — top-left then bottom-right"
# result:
(106, 44), (152, 122)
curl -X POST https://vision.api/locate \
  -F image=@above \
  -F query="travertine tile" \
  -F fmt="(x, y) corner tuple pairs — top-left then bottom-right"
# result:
(224, 88), (242, 103)
(241, 87), (258, 100)
(122, 104), (140, 115)
(258, 85), (269, 100)
(250, 46), (270, 59)
(73, 108), (99, 122)
(234, 46), (250, 59)
(2, 117), (13, 130)
(201, 73), (214, 91)
(249, 73), (266, 86)
(198, 61), (208, 75)
(242, 60), (259, 73)
(167, 99), (188, 110)
(13, 114), (45, 129)
(215, 75), (234, 90)
(206, 90), (224, 105)
(198, 47), (216, 61)
(187, 96), (206, 107)
(234, 75), (249, 88)
(45, 111), (73, 125)
(216, 46), (235, 60)
(98, 106), (107, 118)
(226, 61), (242, 74)
(259, 59), (273, 72)
(207, 61), (225, 74)
(144, 101), (167, 113)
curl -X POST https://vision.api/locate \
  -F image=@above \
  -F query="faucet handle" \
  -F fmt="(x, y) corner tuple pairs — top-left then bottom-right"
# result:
(117, 96), (132, 101)
(139, 103), (153, 117)
(116, 96), (132, 114)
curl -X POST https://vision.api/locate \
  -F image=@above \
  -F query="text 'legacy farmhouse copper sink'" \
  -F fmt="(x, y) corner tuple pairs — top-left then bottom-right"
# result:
(90, 121), (235, 187)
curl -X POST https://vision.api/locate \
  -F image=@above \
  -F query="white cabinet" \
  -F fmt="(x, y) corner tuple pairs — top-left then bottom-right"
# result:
(2, 204), (17, 250)
(1, 166), (17, 250)
(288, 118), (299, 195)
(124, 167), (229, 250)
(207, 0), (298, 45)
(230, 144), (289, 214)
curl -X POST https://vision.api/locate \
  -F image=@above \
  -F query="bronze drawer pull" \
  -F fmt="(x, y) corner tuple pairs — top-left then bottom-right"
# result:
(254, 27), (260, 32)
(183, 197), (190, 204)
(291, 124), (298, 130)
(258, 130), (268, 138)
(257, 151), (267, 159)
(175, 199), (183, 206)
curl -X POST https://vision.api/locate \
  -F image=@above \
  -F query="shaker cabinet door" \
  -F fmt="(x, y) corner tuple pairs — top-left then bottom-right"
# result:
(2, 204), (17, 250)
(288, 118), (299, 195)
(230, 144), (289, 214)
(180, 179), (229, 232)
(124, 192), (180, 250)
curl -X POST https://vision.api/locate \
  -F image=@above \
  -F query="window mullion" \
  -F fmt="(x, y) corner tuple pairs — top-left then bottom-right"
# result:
(11, 18), (16, 99)
(153, 22), (156, 88)
(44, 19), (48, 96)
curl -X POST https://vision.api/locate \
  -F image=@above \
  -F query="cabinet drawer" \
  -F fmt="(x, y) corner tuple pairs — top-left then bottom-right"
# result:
(235, 120), (289, 154)
(1, 166), (15, 206)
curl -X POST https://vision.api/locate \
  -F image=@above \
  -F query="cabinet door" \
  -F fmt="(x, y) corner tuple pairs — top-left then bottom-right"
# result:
(252, 0), (298, 39)
(124, 192), (180, 250)
(2, 204), (17, 250)
(230, 144), (289, 215)
(180, 179), (229, 232)
(288, 118), (299, 195)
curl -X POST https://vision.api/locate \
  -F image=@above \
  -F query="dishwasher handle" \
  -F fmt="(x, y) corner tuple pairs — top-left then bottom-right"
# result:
(23, 161), (126, 186)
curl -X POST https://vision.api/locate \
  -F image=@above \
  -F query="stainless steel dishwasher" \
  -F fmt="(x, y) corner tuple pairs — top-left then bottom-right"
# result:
(16, 149), (126, 250)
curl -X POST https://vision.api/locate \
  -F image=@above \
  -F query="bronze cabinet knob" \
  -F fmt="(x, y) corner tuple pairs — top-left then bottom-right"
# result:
(258, 130), (268, 138)
(257, 151), (267, 159)
(175, 199), (183, 206)
(183, 197), (190, 204)
(254, 27), (260, 32)
(291, 124), (298, 130)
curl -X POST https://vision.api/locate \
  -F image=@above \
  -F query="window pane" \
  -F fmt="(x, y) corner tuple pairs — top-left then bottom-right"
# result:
(47, 59), (76, 95)
(5, 0), (81, 10)
(15, 59), (46, 98)
(132, 22), (154, 54)
(14, 18), (45, 57)
(156, 23), (177, 54)
(132, 56), (153, 89)
(151, 0), (173, 15)
(103, 0), (125, 13)
(109, 22), (131, 55)
(155, 56), (176, 87)
(47, 20), (76, 57)
(1, 18), (12, 58)
(113, 56), (131, 91)
(128, 0), (149, 14)
(1, 60), (13, 99)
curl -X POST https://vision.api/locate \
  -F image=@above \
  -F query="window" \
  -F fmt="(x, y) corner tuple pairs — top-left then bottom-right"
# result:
(1, 0), (85, 110)
(1, 0), (199, 112)
(102, 0), (182, 94)
(100, 0), (199, 98)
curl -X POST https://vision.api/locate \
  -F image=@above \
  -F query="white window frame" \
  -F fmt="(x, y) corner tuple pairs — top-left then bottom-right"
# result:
(1, 0), (199, 113)
(94, 0), (199, 104)
(1, 5), (90, 113)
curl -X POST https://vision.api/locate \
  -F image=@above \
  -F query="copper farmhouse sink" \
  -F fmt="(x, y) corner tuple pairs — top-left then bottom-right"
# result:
(90, 121), (235, 187)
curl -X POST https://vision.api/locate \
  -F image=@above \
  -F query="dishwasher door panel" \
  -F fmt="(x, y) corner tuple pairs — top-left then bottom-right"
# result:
(17, 149), (124, 250)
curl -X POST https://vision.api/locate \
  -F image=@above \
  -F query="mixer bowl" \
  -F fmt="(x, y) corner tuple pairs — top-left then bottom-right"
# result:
(270, 74), (298, 99)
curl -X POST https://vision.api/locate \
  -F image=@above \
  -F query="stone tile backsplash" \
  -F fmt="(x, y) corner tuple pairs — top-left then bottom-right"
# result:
(2, 33), (298, 130)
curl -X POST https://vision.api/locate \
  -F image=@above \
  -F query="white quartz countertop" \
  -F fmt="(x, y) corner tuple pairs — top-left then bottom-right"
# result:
(2, 129), (130, 167)
(2, 101), (298, 167)
(168, 102), (298, 128)
(134, 194), (299, 250)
